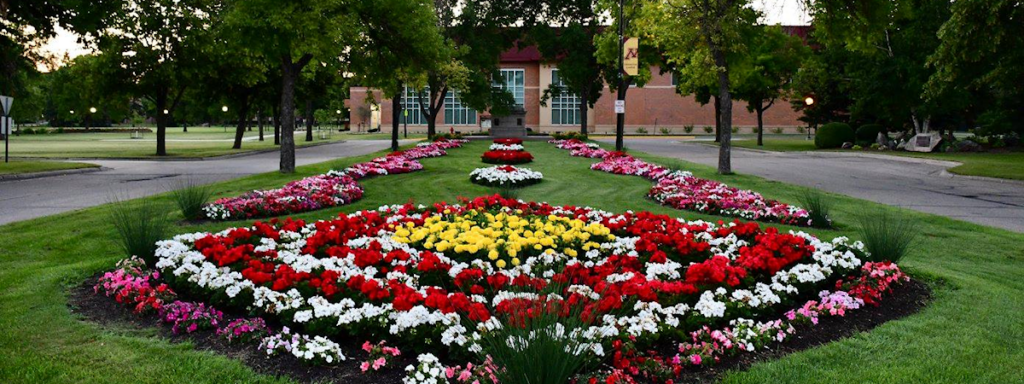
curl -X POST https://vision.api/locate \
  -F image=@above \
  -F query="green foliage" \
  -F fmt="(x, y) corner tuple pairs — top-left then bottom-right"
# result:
(477, 300), (597, 384)
(108, 196), (167, 266)
(857, 210), (918, 263)
(552, 132), (588, 141)
(703, 126), (714, 134)
(856, 124), (884, 142)
(170, 179), (214, 221)
(815, 122), (855, 149)
(636, 127), (649, 134)
(684, 125), (695, 133)
(659, 127), (671, 135)
(799, 190), (835, 228)
(770, 127), (784, 134)
(735, 26), (809, 118)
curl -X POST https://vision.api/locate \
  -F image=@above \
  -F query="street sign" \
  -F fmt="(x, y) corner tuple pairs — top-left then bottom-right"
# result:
(614, 100), (626, 114)
(1, 117), (9, 134)
(622, 38), (639, 76)
(0, 95), (12, 116)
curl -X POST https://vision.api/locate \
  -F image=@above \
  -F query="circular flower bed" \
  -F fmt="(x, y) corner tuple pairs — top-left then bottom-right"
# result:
(470, 165), (543, 188)
(489, 143), (525, 151)
(482, 150), (533, 164)
(139, 195), (907, 382)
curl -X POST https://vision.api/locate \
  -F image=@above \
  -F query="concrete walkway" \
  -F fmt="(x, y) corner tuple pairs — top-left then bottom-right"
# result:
(0, 140), (409, 225)
(599, 138), (1024, 233)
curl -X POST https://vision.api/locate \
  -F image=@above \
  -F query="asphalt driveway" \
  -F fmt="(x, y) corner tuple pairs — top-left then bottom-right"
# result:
(601, 138), (1024, 232)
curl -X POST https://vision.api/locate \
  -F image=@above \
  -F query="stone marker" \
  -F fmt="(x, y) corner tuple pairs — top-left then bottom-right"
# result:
(904, 132), (942, 153)
(489, 106), (527, 138)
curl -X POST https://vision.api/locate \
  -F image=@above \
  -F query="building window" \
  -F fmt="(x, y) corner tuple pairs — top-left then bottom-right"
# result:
(551, 69), (581, 126)
(671, 72), (678, 86)
(444, 90), (477, 125)
(495, 68), (525, 107)
(400, 86), (427, 125)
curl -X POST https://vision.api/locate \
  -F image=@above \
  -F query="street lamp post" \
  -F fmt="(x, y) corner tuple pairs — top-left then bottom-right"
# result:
(403, 109), (408, 139)
(336, 110), (342, 131)
(803, 96), (815, 140)
(222, 105), (229, 132)
(87, 107), (97, 130)
(615, 0), (626, 152)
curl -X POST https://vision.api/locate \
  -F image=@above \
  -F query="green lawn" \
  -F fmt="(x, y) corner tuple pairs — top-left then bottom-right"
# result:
(6, 126), (423, 159)
(0, 159), (99, 175)
(1, 141), (1022, 383)
(727, 137), (1024, 181)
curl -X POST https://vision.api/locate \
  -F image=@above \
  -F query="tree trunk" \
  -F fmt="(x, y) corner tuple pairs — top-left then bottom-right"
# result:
(391, 91), (401, 152)
(756, 102), (764, 147)
(272, 105), (281, 145)
(279, 54), (312, 173)
(232, 95), (250, 150)
(579, 84), (590, 136)
(714, 96), (721, 143)
(305, 99), (314, 142)
(155, 90), (168, 156)
(710, 46), (733, 174)
(258, 108), (265, 142)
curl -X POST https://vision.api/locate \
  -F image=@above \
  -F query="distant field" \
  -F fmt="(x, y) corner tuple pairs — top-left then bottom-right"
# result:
(6, 126), (421, 159)
(0, 159), (98, 175)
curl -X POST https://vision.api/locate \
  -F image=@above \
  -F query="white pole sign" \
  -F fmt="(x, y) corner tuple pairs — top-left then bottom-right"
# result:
(614, 100), (626, 114)
(0, 96), (12, 116)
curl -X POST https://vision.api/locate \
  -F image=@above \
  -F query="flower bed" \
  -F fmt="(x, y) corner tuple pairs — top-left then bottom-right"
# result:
(488, 143), (525, 152)
(203, 139), (467, 221)
(481, 150), (534, 165)
(550, 140), (812, 226)
(493, 138), (523, 145)
(116, 195), (907, 382)
(469, 165), (543, 188)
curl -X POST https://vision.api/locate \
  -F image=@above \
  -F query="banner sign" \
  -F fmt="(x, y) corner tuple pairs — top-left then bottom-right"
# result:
(623, 38), (639, 76)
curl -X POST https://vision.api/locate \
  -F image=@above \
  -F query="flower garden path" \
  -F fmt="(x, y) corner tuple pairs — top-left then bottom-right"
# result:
(0, 139), (415, 225)
(605, 138), (1024, 232)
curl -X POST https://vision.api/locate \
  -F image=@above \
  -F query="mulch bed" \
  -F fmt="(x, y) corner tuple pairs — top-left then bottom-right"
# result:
(68, 277), (931, 384)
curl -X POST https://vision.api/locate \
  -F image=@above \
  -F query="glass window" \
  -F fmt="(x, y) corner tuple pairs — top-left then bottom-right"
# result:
(494, 69), (525, 107)
(444, 90), (477, 125)
(400, 86), (427, 125)
(550, 69), (581, 126)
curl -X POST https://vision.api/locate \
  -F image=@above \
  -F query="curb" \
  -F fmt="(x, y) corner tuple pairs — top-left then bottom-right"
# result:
(0, 166), (106, 182)
(938, 170), (1024, 186)
(11, 140), (348, 162)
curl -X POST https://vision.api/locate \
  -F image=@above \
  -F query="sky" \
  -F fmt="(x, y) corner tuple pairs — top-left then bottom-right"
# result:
(34, 0), (810, 71)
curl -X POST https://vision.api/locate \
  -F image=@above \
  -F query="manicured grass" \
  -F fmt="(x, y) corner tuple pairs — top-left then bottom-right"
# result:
(7, 126), (423, 159)
(728, 137), (1024, 181)
(1, 140), (1023, 383)
(0, 159), (99, 175)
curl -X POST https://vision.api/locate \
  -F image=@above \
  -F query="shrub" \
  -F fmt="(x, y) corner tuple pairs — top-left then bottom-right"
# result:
(799, 190), (834, 229)
(109, 197), (167, 266)
(478, 299), (597, 384)
(20, 128), (34, 135)
(731, 126), (739, 134)
(814, 122), (855, 149)
(636, 127), (649, 134)
(797, 126), (806, 134)
(552, 132), (587, 141)
(683, 125), (694, 133)
(856, 124), (884, 143)
(434, 132), (464, 140)
(703, 126), (713, 133)
(752, 127), (760, 134)
(771, 127), (784, 134)
(852, 144), (863, 150)
(659, 127), (671, 135)
(170, 178), (214, 221)
(857, 210), (918, 263)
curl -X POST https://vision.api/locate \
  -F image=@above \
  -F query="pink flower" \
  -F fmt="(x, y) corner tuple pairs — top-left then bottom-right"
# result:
(689, 354), (702, 365)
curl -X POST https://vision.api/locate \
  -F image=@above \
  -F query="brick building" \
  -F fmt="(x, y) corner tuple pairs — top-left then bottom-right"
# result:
(345, 27), (809, 134)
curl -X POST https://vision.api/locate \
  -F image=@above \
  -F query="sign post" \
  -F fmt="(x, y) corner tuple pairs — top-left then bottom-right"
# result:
(1, 95), (12, 164)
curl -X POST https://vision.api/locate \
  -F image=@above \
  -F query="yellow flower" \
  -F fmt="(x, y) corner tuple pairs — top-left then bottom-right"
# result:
(496, 260), (507, 269)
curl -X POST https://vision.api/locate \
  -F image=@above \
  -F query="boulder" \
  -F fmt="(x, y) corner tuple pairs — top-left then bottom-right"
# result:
(841, 142), (854, 149)
(956, 139), (982, 152)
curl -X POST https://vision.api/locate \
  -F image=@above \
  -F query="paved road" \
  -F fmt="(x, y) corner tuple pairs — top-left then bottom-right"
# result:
(600, 138), (1024, 233)
(0, 140), (407, 225)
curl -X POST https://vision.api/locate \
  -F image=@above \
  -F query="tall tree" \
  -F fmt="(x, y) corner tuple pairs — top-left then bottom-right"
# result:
(225, 0), (357, 172)
(734, 26), (808, 146)
(639, 0), (757, 174)
(927, 0), (1024, 134)
(532, 0), (606, 136)
(348, 0), (446, 152)
(100, 0), (215, 156)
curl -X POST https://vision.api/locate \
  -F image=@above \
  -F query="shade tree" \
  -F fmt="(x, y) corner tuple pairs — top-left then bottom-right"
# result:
(733, 26), (808, 146)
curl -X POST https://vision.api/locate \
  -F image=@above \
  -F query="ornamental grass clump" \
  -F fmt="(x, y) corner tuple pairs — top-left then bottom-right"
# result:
(799, 189), (835, 228)
(170, 178), (213, 221)
(109, 196), (167, 266)
(858, 210), (918, 263)
(478, 302), (598, 384)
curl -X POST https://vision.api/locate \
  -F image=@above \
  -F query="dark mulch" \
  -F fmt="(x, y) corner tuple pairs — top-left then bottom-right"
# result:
(68, 277), (931, 384)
